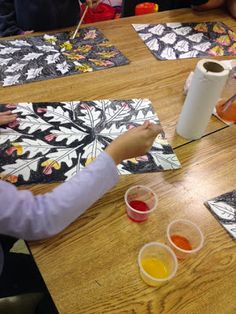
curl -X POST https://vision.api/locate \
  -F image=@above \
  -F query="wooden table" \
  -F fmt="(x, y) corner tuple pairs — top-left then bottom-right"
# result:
(1, 8), (235, 314)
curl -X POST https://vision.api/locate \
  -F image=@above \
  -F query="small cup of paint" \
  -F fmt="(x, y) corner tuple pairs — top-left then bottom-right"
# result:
(167, 219), (204, 260)
(138, 242), (178, 287)
(124, 185), (158, 222)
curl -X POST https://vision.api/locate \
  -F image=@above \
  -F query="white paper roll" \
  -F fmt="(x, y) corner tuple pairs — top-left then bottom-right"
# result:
(176, 59), (229, 140)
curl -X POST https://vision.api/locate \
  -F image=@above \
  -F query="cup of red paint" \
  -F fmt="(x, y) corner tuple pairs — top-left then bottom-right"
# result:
(124, 185), (158, 222)
(166, 219), (204, 259)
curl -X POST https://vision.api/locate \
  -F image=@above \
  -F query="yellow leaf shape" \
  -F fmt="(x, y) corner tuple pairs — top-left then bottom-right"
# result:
(98, 42), (113, 48)
(60, 41), (73, 51)
(75, 64), (93, 72)
(12, 143), (23, 155)
(41, 159), (61, 170)
(208, 45), (224, 56)
(75, 45), (92, 53)
(215, 35), (231, 46)
(63, 52), (85, 60)
(213, 23), (226, 34)
(97, 51), (118, 59)
(85, 157), (95, 166)
(125, 158), (139, 164)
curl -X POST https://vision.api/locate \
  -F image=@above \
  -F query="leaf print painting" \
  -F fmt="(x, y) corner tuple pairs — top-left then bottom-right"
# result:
(0, 99), (181, 185)
(132, 22), (236, 60)
(26, 67), (43, 80)
(205, 190), (236, 240)
(0, 26), (129, 86)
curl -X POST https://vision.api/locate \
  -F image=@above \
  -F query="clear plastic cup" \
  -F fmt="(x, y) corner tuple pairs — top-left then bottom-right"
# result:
(138, 242), (178, 287)
(124, 185), (158, 222)
(167, 219), (204, 260)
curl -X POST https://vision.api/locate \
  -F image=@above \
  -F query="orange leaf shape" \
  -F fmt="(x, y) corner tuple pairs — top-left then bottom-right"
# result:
(194, 23), (208, 32)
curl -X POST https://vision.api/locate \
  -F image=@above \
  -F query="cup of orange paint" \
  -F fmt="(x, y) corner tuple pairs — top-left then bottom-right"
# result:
(124, 185), (158, 222)
(167, 219), (204, 259)
(138, 242), (178, 287)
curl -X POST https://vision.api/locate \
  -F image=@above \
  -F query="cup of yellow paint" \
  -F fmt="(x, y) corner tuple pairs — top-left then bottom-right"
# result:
(138, 242), (178, 287)
(167, 219), (204, 260)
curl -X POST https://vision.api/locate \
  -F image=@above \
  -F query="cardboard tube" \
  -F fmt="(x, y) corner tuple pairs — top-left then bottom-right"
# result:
(176, 59), (229, 140)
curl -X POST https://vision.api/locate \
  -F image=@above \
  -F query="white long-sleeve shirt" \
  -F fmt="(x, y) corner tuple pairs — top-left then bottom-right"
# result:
(0, 152), (118, 275)
(0, 152), (118, 241)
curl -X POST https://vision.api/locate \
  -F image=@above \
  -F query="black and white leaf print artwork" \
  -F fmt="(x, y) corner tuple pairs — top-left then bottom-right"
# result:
(174, 40), (189, 52)
(205, 190), (236, 240)
(173, 26), (192, 36)
(3, 74), (21, 86)
(0, 99), (181, 185)
(26, 67), (43, 80)
(133, 22), (236, 60)
(161, 47), (176, 60)
(5, 63), (26, 73)
(146, 38), (159, 51)
(187, 33), (204, 43)
(159, 33), (177, 45)
(0, 26), (129, 87)
(149, 25), (165, 36)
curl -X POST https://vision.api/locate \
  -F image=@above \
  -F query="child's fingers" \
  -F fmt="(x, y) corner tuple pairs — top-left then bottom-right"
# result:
(143, 120), (150, 128)
(148, 123), (162, 136)
(0, 111), (14, 116)
(0, 115), (17, 126)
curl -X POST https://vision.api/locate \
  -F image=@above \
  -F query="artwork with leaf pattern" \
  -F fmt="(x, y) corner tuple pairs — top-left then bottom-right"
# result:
(0, 99), (181, 185)
(205, 190), (236, 240)
(0, 27), (129, 86)
(133, 22), (236, 60)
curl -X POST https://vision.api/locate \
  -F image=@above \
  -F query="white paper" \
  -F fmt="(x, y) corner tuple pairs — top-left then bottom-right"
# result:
(176, 59), (229, 140)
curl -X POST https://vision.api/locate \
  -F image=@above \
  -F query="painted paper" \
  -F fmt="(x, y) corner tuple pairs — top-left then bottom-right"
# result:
(0, 99), (181, 185)
(0, 27), (129, 86)
(205, 190), (236, 240)
(133, 22), (236, 60)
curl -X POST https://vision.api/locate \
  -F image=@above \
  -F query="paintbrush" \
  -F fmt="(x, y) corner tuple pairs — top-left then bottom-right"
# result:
(70, 5), (89, 40)
(221, 93), (236, 113)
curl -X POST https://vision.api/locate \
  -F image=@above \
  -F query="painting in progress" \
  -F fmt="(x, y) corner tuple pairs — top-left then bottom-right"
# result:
(205, 190), (236, 240)
(0, 27), (129, 87)
(0, 99), (181, 185)
(133, 22), (236, 60)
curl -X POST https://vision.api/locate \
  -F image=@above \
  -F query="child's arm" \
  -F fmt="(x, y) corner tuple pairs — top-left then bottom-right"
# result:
(192, 0), (225, 10)
(0, 151), (118, 240)
(0, 122), (161, 241)
(227, 0), (236, 18)
(0, 0), (22, 37)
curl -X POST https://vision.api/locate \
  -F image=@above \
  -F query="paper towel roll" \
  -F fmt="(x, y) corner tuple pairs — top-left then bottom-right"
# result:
(176, 59), (229, 140)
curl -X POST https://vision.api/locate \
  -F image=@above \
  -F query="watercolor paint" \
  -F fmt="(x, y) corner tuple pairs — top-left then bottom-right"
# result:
(128, 200), (149, 222)
(141, 257), (169, 279)
(216, 99), (236, 122)
(170, 234), (192, 251)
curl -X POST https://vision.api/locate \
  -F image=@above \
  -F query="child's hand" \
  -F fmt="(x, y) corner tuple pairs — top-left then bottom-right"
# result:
(86, 0), (100, 8)
(0, 111), (17, 126)
(105, 121), (162, 165)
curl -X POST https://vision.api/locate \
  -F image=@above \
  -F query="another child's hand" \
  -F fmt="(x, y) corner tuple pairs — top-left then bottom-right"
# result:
(0, 111), (17, 126)
(86, 0), (100, 8)
(105, 121), (162, 165)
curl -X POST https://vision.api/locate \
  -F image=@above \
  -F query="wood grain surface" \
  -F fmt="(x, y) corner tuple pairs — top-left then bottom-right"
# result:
(1, 8), (235, 314)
